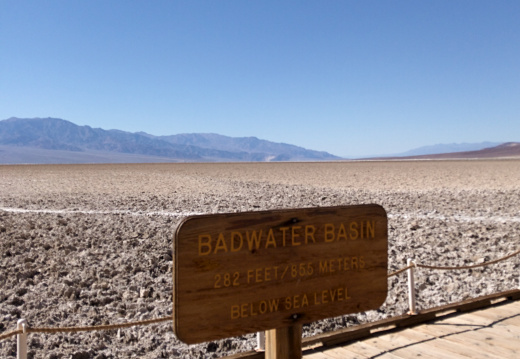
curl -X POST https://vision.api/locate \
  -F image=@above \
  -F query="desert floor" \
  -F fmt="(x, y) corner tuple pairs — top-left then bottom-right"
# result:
(1, 160), (520, 358)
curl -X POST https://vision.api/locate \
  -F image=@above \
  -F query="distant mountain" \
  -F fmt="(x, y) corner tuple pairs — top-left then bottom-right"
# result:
(371, 142), (520, 160)
(405, 142), (520, 159)
(395, 142), (502, 157)
(0, 117), (341, 164)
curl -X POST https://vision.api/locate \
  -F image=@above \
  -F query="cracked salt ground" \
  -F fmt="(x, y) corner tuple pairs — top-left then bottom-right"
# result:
(1, 161), (520, 358)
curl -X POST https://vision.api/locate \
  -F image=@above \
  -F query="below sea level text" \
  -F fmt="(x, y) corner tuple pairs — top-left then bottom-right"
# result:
(230, 286), (351, 320)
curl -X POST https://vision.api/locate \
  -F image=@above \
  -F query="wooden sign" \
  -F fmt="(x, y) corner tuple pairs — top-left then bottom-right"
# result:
(173, 205), (388, 344)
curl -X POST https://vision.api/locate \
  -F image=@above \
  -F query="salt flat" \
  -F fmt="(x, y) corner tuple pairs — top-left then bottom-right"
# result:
(1, 160), (520, 358)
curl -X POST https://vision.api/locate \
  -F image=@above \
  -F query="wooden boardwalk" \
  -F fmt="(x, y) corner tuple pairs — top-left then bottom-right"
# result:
(305, 300), (520, 359)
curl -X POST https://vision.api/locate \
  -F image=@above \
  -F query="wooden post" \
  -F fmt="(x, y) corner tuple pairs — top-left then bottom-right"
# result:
(265, 324), (302, 359)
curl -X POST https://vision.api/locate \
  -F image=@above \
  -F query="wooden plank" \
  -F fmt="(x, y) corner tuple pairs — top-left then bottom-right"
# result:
(413, 321), (474, 337)
(357, 333), (436, 358)
(441, 328), (518, 358)
(403, 328), (496, 359)
(440, 313), (494, 327)
(312, 347), (366, 359)
(341, 341), (404, 358)
(374, 330), (452, 359)
(425, 338), (503, 359)
(469, 303), (520, 322)
(474, 327), (520, 350)
(304, 352), (335, 359)
(174, 205), (388, 344)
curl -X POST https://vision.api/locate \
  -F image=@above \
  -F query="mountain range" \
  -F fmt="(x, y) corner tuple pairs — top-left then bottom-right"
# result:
(0, 117), (341, 164)
(1, 117), (518, 164)
(385, 142), (520, 160)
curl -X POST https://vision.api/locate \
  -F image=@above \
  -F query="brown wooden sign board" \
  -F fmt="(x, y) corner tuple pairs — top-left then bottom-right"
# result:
(173, 204), (388, 344)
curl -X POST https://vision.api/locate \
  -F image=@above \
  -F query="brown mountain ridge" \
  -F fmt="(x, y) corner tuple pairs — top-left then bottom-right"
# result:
(374, 142), (520, 160)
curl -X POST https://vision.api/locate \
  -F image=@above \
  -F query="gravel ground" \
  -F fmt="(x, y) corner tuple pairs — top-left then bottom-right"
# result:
(1, 160), (520, 358)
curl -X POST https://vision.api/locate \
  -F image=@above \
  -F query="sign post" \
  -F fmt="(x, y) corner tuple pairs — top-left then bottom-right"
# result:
(173, 205), (388, 354)
(266, 324), (302, 359)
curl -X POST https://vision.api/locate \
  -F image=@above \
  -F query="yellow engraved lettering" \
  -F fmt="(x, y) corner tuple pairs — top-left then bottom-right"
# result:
(338, 287), (345, 301)
(265, 228), (276, 248)
(319, 260), (329, 274)
(264, 266), (271, 282)
(198, 234), (212, 256)
(231, 231), (243, 252)
(351, 256), (358, 269)
(258, 300), (268, 314)
(269, 298), (280, 312)
(284, 294), (308, 310)
(231, 304), (240, 319)
(291, 226), (301, 246)
(321, 289), (329, 304)
(232, 299), (280, 319)
(324, 223), (335, 242)
(341, 257), (349, 271)
(240, 303), (248, 318)
(280, 227), (289, 247)
(360, 221), (364, 239)
(349, 222), (359, 240)
(250, 302), (258, 316)
(284, 296), (291, 310)
(293, 295), (300, 309)
(367, 221), (375, 238)
(336, 287), (351, 301)
(336, 257), (343, 270)
(305, 225), (316, 244)
(329, 288), (337, 301)
(247, 269), (254, 284)
(359, 256), (365, 269)
(344, 287), (351, 300)
(302, 294), (309, 307)
(329, 259), (336, 273)
(337, 223), (348, 241)
(255, 267), (263, 283)
(214, 233), (228, 254)
(246, 230), (263, 251)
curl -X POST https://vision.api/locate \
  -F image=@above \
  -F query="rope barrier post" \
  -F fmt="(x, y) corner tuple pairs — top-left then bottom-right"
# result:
(17, 319), (27, 359)
(256, 331), (265, 352)
(407, 259), (417, 315)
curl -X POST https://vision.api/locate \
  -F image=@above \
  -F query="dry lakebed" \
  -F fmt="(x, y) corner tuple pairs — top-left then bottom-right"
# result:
(1, 160), (520, 358)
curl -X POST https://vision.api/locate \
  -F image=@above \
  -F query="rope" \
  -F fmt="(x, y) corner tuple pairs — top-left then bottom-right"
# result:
(387, 247), (520, 277)
(388, 264), (414, 278)
(27, 315), (172, 334)
(0, 316), (172, 342)
(416, 248), (520, 271)
(0, 329), (22, 341)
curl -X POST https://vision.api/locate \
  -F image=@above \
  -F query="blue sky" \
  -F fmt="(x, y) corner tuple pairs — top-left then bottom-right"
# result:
(1, 1), (519, 157)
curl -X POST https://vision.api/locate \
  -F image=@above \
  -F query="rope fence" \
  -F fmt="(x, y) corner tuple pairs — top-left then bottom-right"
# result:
(23, 315), (173, 335)
(1, 245), (520, 357)
(0, 316), (172, 342)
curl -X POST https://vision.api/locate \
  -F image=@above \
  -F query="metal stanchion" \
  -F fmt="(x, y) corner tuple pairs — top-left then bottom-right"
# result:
(17, 319), (27, 359)
(407, 259), (417, 315)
